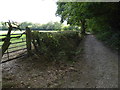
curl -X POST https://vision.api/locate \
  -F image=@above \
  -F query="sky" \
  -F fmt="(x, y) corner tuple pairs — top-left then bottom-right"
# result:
(0, 0), (61, 24)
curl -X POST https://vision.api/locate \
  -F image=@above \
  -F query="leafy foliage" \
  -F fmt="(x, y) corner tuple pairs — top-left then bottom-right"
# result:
(56, 2), (120, 49)
(31, 31), (81, 61)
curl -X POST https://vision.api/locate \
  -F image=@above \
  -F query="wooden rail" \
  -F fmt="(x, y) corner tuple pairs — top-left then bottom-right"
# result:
(8, 44), (26, 49)
(0, 33), (25, 41)
(10, 41), (26, 44)
(1, 51), (27, 64)
(4, 48), (26, 54)
(0, 32), (27, 62)
(0, 33), (25, 36)
(11, 38), (26, 41)
(1, 49), (27, 63)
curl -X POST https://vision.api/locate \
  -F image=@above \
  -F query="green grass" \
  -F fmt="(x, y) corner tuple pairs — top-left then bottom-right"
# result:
(0, 34), (26, 52)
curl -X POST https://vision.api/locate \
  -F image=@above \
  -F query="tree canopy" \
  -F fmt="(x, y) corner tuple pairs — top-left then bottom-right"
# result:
(56, 2), (120, 31)
(56, 2), (120, 49)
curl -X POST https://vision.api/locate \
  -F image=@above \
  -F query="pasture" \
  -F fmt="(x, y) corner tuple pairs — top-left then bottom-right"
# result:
(0, 31), (26, 51)
(0, 30), (26, 62)
(0, 30), (58, 50)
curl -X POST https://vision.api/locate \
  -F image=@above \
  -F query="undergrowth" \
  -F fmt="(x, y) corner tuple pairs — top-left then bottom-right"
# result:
(94, 30), (120, 50)
(31, 31), (82, 61)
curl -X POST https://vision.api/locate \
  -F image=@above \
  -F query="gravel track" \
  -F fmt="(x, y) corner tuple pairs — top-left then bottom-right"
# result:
(83, 35), (118, 88)
(58, 34), (118, 88)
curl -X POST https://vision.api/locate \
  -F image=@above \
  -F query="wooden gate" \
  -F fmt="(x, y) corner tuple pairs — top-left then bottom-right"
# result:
(0, 32), (27, 63)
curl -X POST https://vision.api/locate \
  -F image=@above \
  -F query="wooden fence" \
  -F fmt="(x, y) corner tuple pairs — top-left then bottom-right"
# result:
(0, 28), (58, 63)
(0, 32), (27, 63)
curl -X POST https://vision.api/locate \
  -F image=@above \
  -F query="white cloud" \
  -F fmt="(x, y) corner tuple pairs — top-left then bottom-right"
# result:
(0, 0), (60, 24)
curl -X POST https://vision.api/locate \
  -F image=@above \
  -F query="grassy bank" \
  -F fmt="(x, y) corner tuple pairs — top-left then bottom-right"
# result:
(93, 31), (120, 50)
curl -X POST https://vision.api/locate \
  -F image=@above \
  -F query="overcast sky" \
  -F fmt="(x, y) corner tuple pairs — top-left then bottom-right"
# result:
(0, 0), (61, 24)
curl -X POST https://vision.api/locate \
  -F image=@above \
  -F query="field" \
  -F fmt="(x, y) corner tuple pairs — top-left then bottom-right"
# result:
(0, 30), (58, 51)
(0, 33), (26, 52)
(0, 31), (26, 62)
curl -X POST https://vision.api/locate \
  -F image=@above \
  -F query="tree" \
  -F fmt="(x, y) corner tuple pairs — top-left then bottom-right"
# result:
(54, 22), (62, 30)
(56, 2), (88, 34)
(56, 2), (120, 49)
(0, 22), (8, 30)
(20, 22), (33, 29)
(56, 2), (120, 33)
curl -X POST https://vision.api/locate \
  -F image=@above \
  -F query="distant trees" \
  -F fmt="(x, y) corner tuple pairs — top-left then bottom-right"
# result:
(20, 22), (33, 29)
(62, 25), (80, 31)
(0, 21), (62, 30)
(0, 21), (80, 31)
(19, 21), (63, 30)
(0, 22), (8, 30)
(39, 22), (62, 30)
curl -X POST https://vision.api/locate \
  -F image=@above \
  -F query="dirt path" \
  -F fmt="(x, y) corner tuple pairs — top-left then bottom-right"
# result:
(58, 34), (118, 88)
(82, 35), (118, 88)
(2, 34), (118, 88)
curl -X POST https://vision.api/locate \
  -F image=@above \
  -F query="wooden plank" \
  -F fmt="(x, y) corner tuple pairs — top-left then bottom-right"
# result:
(0, 39), (26, 46)
(8, 44), (26, 49)
(10, 38), (26, 41)
(1, 53), (28, 64)
(2, 51), (27, 60)
(0, 36), (26, 41)
(11, 41), (26, 44)
(4, 48), (27, 54)
(0, 38), (4, 41)
(0, 33), (26, 36)
(0, 34), (7, 36)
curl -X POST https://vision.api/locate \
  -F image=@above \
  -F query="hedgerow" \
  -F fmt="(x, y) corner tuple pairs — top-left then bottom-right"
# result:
(31, 31), (81, 61)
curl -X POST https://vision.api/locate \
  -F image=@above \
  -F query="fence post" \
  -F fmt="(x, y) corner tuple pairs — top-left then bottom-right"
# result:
(0, 49), (2, 61)
(26, 27), (31, 55)
(7, 49), (9, 60)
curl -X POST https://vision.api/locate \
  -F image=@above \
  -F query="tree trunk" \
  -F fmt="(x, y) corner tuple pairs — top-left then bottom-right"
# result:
(1, 22), (12, 57)
(81, 19), (86, 35)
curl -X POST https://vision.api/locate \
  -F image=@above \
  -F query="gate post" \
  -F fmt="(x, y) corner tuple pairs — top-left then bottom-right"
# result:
(26, 27), (31, 55)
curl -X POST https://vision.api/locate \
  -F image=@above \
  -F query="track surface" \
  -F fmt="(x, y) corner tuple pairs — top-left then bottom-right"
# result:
(59, 35), (118, 88)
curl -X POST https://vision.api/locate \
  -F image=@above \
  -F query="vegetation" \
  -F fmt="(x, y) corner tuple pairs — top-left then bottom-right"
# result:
(56, 2), (120, 49)
(20, 22), (62, 30)
(0, 21), (81, 61)
(0, 34), (26, 52)
(1, 2), (119, 88)
(0, 21), (25, 56)
(1, 2), (119, 61)
(31, 31), (81, 61)
(0, 21), (80, 31)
